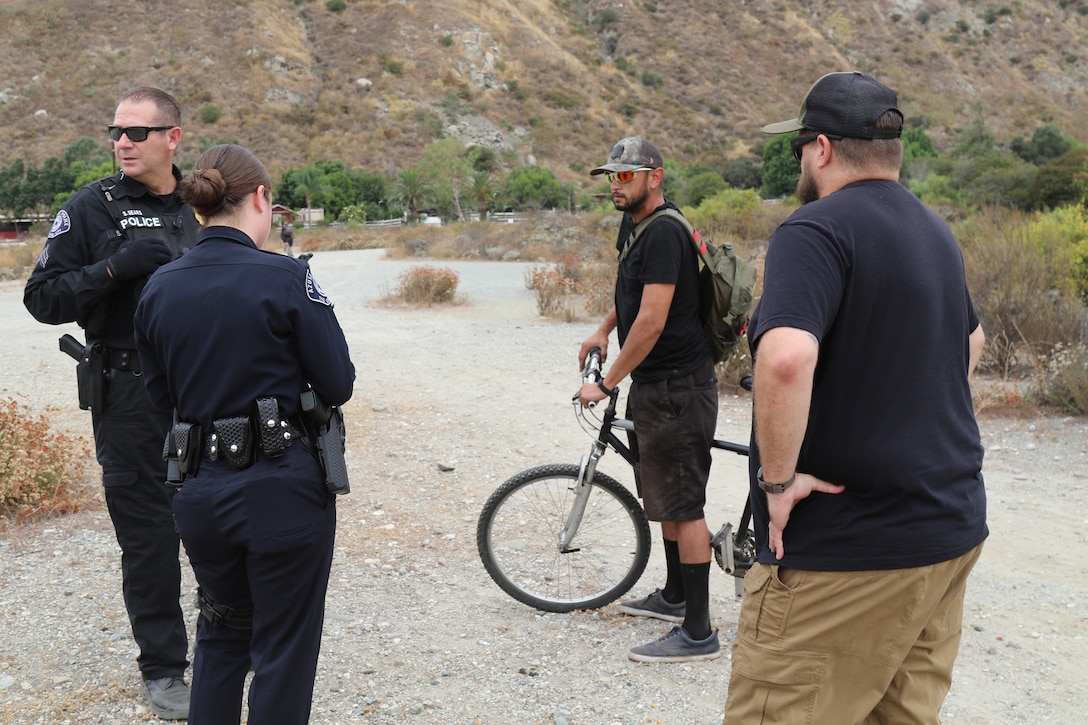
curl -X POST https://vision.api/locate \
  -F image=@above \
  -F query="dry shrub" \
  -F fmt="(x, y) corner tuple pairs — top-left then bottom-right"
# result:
(0, 239), (46, 281)
(0, 398), (94, 525)
(956, 207), (1088, 376)
(1039, 342), (1088, 414)
(716, 334), (754, 391)
(393, 265), (460, 304)
(525, 265), (575, 318)
(581, 262), (616, 317)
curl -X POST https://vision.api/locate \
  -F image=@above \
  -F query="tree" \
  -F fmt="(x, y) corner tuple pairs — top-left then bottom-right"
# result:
(760, 135), (799, 199)
(501, 165), (564, 210)
(469, 170), (497, 221)
(292, 165), (328, 211)
(1026, 148), (1088, 210)
(901, 127), (937, 162)
(390, 168), (434, 220)
(722, 157), (762, 191)
(684, 171), (728, 207)
(1011, 124), (1072, 166)
(421, 139), (473, 221)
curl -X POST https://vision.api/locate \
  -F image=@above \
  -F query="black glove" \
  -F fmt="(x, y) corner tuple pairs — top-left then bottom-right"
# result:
(106, 238), (172, 281)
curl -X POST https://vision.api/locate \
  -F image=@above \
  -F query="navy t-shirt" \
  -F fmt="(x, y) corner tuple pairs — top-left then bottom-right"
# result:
(614, 203), (710, 383)
(749, 180), (987, 570)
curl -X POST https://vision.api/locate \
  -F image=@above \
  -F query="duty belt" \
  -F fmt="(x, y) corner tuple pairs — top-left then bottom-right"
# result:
(168, 397), (302, 475)
(106, 347), (140, 373)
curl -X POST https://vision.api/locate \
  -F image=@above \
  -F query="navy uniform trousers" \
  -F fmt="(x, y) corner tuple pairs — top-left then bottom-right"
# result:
(173, 442), (336, 724)
(92, 369), (189, 679)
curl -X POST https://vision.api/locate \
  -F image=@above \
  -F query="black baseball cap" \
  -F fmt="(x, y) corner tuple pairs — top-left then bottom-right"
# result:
(762, 71), (903, 139)
(590, 136), (664, 175)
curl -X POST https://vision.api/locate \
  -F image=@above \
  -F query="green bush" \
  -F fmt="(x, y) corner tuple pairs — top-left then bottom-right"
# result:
(199, 104), (221, 124)
(338, 204), (367, 225)
(685, 186), (787, 245)
(327, 0), (346, 11)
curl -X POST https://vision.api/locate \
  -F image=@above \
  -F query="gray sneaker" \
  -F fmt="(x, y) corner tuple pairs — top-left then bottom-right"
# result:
(616, 589), (685, 623)
(141, 676), (190, 720)
(628, 626), (722, 663)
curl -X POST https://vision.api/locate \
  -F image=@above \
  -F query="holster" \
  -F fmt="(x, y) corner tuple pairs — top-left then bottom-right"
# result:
(300, 389), (350, 495)
(75, 341), (107, 411)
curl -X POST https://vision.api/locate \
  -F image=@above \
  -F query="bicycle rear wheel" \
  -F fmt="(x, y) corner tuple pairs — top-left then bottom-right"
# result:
(477, 463), (651, 613)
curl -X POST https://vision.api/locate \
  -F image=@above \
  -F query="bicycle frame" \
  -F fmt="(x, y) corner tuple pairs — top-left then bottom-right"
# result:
(567, 386), (756, 595)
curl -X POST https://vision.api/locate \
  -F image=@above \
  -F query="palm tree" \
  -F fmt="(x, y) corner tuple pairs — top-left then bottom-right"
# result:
(294, 165), (328, 211)
(390, 168), (434, 221)
(470, 170), (496, 221)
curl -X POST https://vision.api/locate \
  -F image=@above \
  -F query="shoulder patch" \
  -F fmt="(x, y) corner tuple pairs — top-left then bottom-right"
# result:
(305, 268), (332, 306)
(47, 210), (71, 239)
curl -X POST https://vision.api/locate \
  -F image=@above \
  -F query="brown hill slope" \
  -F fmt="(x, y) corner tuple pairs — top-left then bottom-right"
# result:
(1, 0), (1086, 185)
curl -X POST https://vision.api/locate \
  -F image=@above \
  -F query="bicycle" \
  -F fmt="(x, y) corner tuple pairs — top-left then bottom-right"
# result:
(476, 347), (757, 613)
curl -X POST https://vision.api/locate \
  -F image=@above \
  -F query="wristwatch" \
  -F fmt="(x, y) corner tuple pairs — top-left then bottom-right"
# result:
(757, 467), (796, 494)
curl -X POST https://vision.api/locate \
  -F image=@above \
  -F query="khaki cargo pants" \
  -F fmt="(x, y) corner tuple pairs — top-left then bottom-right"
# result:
(723, 544), (983, 725)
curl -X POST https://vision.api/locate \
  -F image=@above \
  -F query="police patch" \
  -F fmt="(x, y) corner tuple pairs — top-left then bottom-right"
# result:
(305, 269), (332, 306)
(47, 210), (71, 239)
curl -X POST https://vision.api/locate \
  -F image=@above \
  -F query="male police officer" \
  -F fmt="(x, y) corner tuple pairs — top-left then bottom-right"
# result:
(24, 87), (199, 719)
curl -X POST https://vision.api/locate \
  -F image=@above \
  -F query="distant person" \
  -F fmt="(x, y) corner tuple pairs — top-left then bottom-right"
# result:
(280, 220), (294, 256)
(134, 144), (355, 723)
(23, 87), (197, 719)
(577, 136), (720, 663)
(723, 72), (987, 723)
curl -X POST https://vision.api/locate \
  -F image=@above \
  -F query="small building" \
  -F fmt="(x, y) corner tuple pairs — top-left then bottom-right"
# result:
(271, 204), (293, 227)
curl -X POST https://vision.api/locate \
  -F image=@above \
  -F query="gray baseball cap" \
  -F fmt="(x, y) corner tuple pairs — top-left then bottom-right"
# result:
(590, 136), (664, 175)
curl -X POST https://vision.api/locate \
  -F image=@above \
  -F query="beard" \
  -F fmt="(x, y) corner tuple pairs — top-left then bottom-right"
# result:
(613, 182), (650, 214)
(796, 168), (819, 205)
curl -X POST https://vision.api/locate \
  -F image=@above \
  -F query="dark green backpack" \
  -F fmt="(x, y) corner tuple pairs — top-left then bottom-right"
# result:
(620, 208), (757, 363)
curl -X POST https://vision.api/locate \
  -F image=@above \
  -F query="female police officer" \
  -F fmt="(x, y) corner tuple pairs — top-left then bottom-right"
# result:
(133, 144), (355, 723)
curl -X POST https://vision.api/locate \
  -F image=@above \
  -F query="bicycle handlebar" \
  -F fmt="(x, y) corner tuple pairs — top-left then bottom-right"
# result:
(582, 346), (603, 383)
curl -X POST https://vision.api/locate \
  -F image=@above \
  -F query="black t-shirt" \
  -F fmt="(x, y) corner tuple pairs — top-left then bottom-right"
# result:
(749, 180), (987, 570)
(614, 203), (709, 383)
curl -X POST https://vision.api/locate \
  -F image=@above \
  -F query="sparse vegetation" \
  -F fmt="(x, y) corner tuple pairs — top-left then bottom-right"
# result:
(0, 397), (93, 525)
(391, 265), (460, 304)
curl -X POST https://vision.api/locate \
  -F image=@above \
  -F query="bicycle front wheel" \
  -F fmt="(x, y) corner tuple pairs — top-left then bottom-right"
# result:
(477, 463), (651, 612)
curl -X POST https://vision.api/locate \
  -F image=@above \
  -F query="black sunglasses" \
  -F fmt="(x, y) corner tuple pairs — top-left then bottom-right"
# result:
(790, 132), (844, 162)
(107, 125), (174, 142)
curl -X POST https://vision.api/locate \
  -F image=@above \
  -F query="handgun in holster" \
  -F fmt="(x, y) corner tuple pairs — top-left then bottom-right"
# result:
(60, 333), (106, 411)
(300, 389), (350, 495)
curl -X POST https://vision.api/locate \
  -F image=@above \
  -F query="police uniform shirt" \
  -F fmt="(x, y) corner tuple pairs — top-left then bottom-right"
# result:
(133, 226), (355, 427)
(23, 168), (200, 347)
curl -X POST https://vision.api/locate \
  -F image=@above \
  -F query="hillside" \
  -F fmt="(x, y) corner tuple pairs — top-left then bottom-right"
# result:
(1, 0), (1088, 186)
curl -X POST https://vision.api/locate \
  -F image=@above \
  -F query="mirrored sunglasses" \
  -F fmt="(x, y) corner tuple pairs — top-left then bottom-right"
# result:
(605, 167), (654, 184)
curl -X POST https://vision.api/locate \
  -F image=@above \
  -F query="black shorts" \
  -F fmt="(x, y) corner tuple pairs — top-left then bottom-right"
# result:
(627, 361), (718, 522)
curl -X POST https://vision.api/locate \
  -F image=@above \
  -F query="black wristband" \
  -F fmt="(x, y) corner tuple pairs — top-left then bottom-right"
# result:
(597, 380), (614, 397)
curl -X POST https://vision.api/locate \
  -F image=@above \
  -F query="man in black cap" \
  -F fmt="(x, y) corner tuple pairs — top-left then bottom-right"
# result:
(723, 72), (988, 722)
(577, 136), (720, 663)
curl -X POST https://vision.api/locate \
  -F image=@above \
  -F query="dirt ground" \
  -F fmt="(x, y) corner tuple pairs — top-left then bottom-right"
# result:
(1, 248), (1086, 724)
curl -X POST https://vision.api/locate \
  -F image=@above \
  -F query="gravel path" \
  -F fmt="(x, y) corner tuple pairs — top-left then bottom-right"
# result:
(2, 249), (1086, 724)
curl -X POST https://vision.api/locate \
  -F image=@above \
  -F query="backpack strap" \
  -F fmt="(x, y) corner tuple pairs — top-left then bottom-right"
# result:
(617, 207), (696, 262)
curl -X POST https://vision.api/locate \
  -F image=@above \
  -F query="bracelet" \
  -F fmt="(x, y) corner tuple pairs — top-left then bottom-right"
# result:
(597, 380), (615, 397)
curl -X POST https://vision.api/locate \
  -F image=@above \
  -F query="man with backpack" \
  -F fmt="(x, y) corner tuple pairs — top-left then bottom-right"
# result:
(280, 220), (295, 256)
(577, 136), (721, 663)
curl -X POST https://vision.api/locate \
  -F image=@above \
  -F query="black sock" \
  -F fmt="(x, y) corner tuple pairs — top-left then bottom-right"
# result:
(680, 561), (712, 640)
(661, 539), (684, 604)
